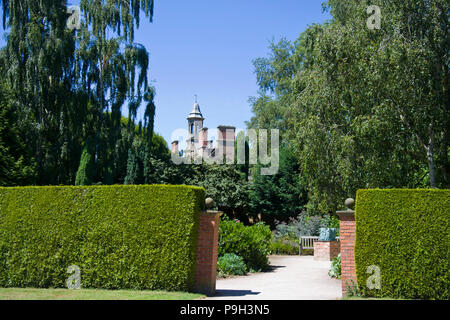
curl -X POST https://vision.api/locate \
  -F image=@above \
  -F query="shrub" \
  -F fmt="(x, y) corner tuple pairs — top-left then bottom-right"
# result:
(0, 185), (205, 291)
(217, 254), (247, 277)
(320, 214), (340, 230)
(269, 238), (299, 255)
(355, 189), (450, 300)
(329, 254), (341, 279)
(75, 137), (95, 186)
(273, 212), (338, 240)
(218, 219), (273, 272)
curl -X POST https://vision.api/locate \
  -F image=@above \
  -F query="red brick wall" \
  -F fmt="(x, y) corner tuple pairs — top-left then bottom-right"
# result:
(313, 241), (340, 261)
(338, 212), (356, 295)
(194, 211), (220, 296)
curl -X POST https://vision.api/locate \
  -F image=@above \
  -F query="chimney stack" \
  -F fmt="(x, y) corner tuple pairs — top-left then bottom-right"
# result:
(199, 128), (209, 148)
(217, 126), (236, 163)
(171, 141), (179, 154)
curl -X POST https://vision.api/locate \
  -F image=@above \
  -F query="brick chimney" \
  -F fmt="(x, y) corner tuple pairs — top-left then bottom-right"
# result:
(171, 140), (179, 154)
(217, 126), (236, 163)
(199, 128), (209, 148)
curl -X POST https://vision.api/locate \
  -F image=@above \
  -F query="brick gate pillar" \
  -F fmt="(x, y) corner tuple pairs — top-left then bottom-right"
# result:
(337, 198), (357, 296)
(194, 198), (222, 296)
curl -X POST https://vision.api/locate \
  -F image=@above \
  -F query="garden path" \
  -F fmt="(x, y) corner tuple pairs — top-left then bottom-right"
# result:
(205, 255), (341, 300)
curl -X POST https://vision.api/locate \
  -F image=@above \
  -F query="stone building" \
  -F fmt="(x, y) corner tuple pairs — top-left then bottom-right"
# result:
(171, 99), (236, 162)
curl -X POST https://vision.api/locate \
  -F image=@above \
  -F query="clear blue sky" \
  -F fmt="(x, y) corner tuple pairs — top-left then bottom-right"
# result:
(2, 1), (331, 147)
(137, 0), (331, 147)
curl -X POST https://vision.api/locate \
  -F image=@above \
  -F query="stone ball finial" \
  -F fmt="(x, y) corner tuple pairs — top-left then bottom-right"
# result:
(205, 198), (215, 210)
(345, 198), (355, 210)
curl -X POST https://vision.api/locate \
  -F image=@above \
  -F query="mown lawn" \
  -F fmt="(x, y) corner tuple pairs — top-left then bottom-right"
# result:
(342, 296), (408, 300)
(0, 288), (205, 300)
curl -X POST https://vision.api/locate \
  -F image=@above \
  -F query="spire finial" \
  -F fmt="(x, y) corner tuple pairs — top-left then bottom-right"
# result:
(194, 94), (198, 103)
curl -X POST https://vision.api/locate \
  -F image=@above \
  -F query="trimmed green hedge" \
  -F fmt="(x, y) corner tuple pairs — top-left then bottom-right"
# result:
(355, 189), (450, 299)
(0, 185), (205, 291)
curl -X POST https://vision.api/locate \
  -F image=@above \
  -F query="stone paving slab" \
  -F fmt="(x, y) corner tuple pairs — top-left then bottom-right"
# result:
(205, 255), (342, 300)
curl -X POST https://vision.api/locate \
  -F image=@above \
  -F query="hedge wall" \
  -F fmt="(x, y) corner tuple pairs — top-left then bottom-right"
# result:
(0, 185), (205, 291)
(355, 189), (449, 299)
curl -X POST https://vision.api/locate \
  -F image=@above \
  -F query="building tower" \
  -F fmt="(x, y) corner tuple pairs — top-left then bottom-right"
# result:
(186, 97), (205, 157)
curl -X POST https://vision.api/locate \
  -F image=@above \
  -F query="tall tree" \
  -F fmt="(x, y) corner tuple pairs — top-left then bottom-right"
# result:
(75, 0), (155, 184)
(0, 79), (36, 186)
(290, 0), (449, 212)
(1, 0), (78, 185)
(75, 137), (95, 186)
(249, 0), (449, 214)
(0, 0), (156, 185)
(249, 145), (306, 226)
(186, 164), (250, 219)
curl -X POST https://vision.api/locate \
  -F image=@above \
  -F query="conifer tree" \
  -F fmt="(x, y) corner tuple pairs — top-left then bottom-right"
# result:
(75, 137), (95, 186)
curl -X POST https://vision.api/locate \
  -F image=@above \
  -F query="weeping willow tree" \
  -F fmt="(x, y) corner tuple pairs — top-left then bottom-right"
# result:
(0, 0), (78, 184)
(77, 0), (156, 184)
(0, 0), (157, 185)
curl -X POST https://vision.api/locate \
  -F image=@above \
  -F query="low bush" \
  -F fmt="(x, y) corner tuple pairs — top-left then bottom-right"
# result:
(355, 189), (450, 300)
(0, 185), (205, 291)
(329, 254), (341, 279)
(273, 212), (340, 240)
(269, 238), (299, 255)
(217, 254), (247, 277)
(218, 219), (273, 272)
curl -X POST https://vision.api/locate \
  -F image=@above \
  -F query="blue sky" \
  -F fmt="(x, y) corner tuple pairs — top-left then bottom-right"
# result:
(2, 1), (331, 147)
(137, 0), (331, 146)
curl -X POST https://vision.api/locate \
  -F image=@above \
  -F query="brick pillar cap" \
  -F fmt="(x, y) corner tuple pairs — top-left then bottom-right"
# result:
(336, 210), (355, 218)
(200, 210), (223, 217)
(336, 198), (355, 219)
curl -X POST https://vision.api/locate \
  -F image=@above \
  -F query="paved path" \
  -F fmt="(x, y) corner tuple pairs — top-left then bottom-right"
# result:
(206, 255), (341, 300)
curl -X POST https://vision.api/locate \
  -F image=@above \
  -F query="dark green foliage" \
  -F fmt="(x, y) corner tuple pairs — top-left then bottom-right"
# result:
(150, 133), (171, 161)
(0, 0), (156, 186)
(1, 1), (81, 185)
(249, 0), (449, 215)
(217, 254), (247, 277)
(218, 219), (273, 271)
(124, 132), (171, 185)
(187, 164), (250, 217)
(75, 138), (95, 186)
(0, 185), (205, 291)
(355, 189), (450, 299)
(134, 161), (250, 218)
(249, 146), (306, 226)
(0, 81), (36, 186)
(124, 148), (142, 185)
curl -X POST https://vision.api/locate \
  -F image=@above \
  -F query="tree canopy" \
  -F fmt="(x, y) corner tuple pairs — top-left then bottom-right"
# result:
(0, 0), (447, 224)
(0, 0), (157, 186)
(249, 0), (449, 213)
